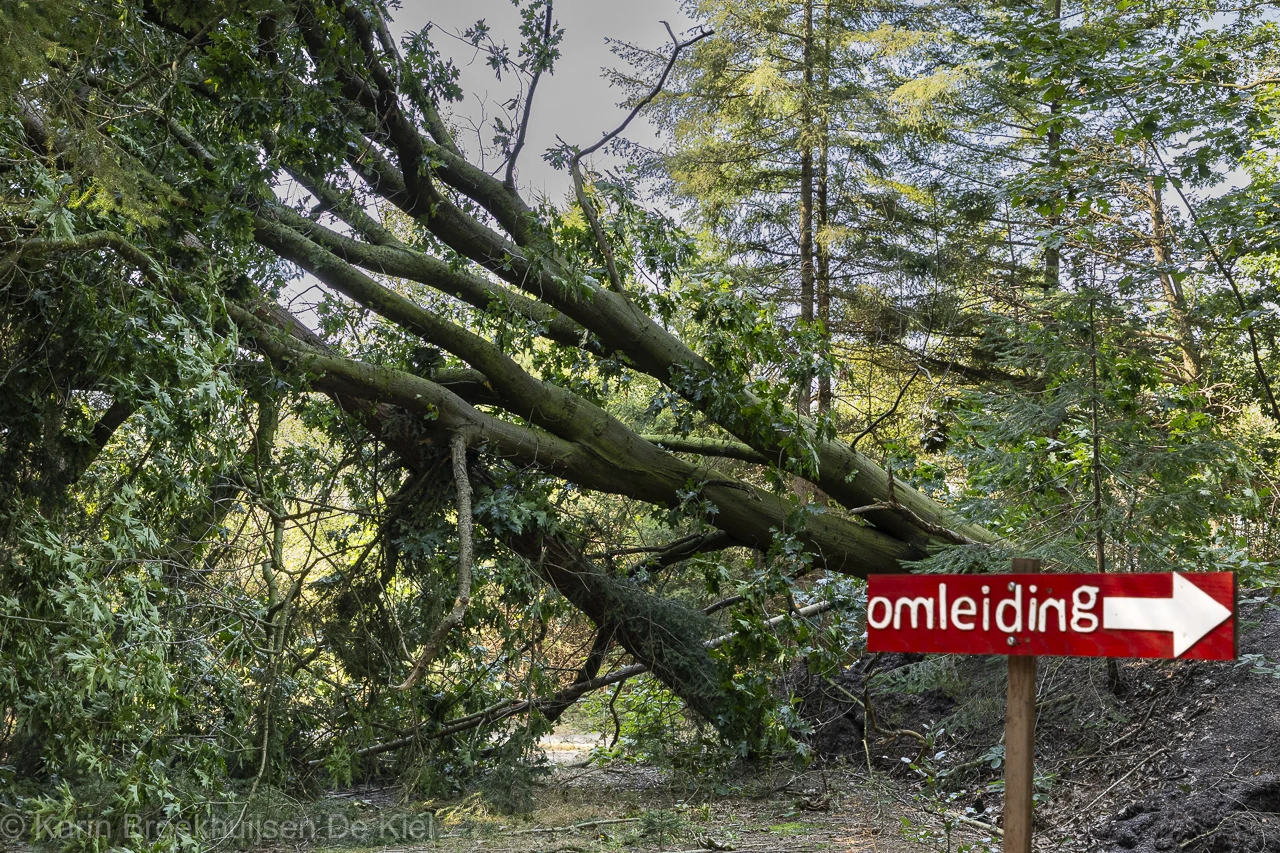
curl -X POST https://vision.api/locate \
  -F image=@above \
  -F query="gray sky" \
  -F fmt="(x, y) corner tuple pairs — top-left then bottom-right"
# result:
(392, 0), (696, 202)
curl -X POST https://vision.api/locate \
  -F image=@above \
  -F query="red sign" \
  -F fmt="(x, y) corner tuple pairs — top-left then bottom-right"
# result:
(866, 572), (1235, 660)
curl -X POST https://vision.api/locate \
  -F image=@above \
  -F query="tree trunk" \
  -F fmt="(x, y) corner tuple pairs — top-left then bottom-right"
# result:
(1146, 175), (1203, 385)
(501, 524), (740, 731)
(1044, 0), (1062, 291)
(250, 307), (760, 736)
(798, 0), (816, 414)
(816, 2), (832, 422)
(793, 0), (816, 502)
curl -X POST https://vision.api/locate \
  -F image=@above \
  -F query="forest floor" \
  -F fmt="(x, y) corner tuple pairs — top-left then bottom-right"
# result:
(295, 596), (1280, 853)
(307, 757), (977, 853)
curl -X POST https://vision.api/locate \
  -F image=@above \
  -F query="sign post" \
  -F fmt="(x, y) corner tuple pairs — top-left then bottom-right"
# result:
(1004, 558), (1040, 853)
(865, 564), (1236, 851)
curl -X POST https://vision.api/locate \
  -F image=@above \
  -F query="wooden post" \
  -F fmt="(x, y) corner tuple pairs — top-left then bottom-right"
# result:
(1004, 557), (1040, 853)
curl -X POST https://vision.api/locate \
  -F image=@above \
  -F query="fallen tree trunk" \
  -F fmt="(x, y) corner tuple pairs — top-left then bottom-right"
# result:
(248, 303), (753, 735)
(235, 302), (920, 577)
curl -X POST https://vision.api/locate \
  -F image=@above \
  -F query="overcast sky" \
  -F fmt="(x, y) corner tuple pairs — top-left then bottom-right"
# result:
(392, 0), (696, 202)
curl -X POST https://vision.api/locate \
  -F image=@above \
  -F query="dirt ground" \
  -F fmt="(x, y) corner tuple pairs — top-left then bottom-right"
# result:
(1082, 598), (1280, 852)
(333, 762), (995, 853)
(308, 732), (1000, 853)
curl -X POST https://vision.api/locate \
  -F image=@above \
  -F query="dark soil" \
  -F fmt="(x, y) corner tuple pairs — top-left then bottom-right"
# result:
(1092, 598), (1280, 853)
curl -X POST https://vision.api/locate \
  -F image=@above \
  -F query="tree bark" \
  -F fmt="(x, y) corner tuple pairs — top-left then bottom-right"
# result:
(1146, 175), (1202, 385)
(396, 429), (476, 691)
(248, 306), (751, 731)
(798, 0), (816, 419)
(816, 0), (832, 423)
(1044, 0), (1062, 291)
(233, 302), (922, 576)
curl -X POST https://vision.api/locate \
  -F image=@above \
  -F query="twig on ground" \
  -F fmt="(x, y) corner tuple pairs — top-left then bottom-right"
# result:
(951, 812), (1004, 836)
(1179, 811), (1245, 849)
(510, 817), (641, 835)
(1081, 746), (1171, 813)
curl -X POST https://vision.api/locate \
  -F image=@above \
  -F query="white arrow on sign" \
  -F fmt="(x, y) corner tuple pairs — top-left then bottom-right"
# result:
(1103, 573), (1232, 657)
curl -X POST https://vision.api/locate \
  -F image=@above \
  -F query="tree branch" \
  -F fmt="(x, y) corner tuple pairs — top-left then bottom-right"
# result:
(396, 428), (477, 690)
(258, 205), (586, 348)
(568, 23), (712, 293)
(231, 300), (920, 576)
(504, 0), (556, 189)
(336, 598), (840, 761)
(573, 23), (712, 163)
(640, 435), (770, 464)
(623, 529), (735, 576)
